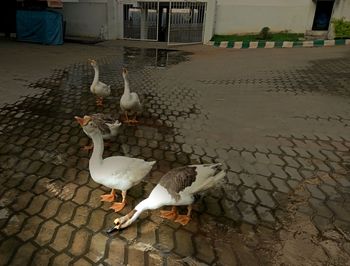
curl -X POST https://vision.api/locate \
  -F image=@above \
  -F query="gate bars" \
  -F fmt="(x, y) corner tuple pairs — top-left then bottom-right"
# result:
(123, 1), (206, 44)
(167, 1), (206, 45)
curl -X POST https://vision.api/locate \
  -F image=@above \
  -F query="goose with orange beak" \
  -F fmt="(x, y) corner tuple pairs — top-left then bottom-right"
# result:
(89, 59), (111, 106)
(75, 115), (155, 212)
(107, 163), (225, 233)
(120, 67), (142, 124)
(75, 113), (121, 150)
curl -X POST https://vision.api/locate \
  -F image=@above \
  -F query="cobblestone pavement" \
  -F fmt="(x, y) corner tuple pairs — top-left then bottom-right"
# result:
(0, 42), (350, 265)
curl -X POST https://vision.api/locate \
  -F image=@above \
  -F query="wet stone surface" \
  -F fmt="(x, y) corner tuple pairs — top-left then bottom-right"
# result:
(0, 46), (350, 265)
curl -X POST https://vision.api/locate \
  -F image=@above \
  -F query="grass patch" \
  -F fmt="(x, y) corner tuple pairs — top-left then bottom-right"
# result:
(211, 32), (304, 42)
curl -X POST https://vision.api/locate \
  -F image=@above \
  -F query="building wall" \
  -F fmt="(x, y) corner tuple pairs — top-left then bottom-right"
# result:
(62, 0), (108, 38)
(215, 0), (315, 34)
(332, 0), (350, 20)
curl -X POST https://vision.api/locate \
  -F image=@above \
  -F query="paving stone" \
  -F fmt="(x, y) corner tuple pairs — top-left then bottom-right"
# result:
(119, 220), (138, 242)
(76, 170), (90, 185)
(51, 224), (75, 252)
(308, 148), (327, 160)
(203, 196), (222, 216)
(14, 172), (34, 190)
(241, 151), (256, 163)
(256, 205), (275, 223)
(312, 215), (334, 231)
(306, 184), (326, 200)
(0, 237), (22, 265)
(104, 238), (125, 265)
(52, 253), (73, 266)
(18, 215), (44, 241)
(327, 201), (350, 222)
(194, 235), (215, 264)
(70, 228), (92, 256)
(139, 220), (157, 245)
(71, 206), (91, 227)
(127, 244), (145, 266)
(293, 147), (311, 158)
(240, 187), (258, 205)
(158, 224), (175, 252)
(87, 189), (104, 209)
(319, 184), (342, 201)
(73, 258), (92, 266)
(31, 248), (54, 266)
(12, 191), (35, 211)
(72, 186), (91, 205)
(10, 242), (37, 265)
(283, 156), (300, 168)
(285, 166), (303, 181)
(280, 146), (297, 156)
(40, 198), (63, 219)
(254, 163), (271, 177)
(255, 189), (276, 208)
(86, 232), (108, 263)
(87, 209), (106, 232)
(297, 157), (316, 171)
(309, 198), (333, 218)
(175, 229), (194, 257)
(271, 177), (290, 193)
(237, 202), (258, 224)
(268, 164), (288, 179)
(3, 213), (28, 236)
(148, 252), (164, 266)
(35, 219), (59, 246)
(268, 154), (285, 166)
(55, 201), (77, 223)
(333, 174), (350, 187)
(239, 172), (256, 187)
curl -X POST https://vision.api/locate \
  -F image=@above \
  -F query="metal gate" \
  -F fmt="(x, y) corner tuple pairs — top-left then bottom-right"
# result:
(123, 2), (159, 41)
(123, 1), (206, 44)
(168, 1), (206, 45)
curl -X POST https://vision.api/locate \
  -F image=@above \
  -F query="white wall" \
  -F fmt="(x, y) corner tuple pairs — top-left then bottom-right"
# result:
(215, 0), (315, 34)
(332, 0), (350, 20)
(62, 1), (108, 38)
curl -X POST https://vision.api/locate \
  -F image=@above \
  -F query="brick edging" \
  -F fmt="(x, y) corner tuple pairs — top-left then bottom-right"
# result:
(206, 39), (350, 49)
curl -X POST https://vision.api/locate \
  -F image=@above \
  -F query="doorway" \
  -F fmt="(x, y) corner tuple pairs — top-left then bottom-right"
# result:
(312, 0), (334, 31)
(158, 3), (169, 42)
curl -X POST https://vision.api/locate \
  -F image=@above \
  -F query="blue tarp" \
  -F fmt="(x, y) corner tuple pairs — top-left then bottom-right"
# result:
(16, 10), (63, 45)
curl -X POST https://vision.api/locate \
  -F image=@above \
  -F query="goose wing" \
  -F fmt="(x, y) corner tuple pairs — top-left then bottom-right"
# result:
(158, 166), (197, 201)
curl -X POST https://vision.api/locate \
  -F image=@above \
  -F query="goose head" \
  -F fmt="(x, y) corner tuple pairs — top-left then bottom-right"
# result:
(88, 59), (97, 67)
(107, 210), (137, 233)
(122, 67), (128, 78)
(75, 115), (100, 136)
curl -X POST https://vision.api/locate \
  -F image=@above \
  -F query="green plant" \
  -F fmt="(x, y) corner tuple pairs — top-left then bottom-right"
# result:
(332, 18), (350, 38)
(258, 27), (272, 40)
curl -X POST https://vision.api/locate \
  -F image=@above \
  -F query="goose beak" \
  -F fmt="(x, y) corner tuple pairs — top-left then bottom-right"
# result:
(106, 226), (118, 234)
(74, 116), (90, 126)
(74, 116), (85, 126)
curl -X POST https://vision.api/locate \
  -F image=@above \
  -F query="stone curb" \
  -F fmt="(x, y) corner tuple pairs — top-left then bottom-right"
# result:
(207, 39), (350, 49)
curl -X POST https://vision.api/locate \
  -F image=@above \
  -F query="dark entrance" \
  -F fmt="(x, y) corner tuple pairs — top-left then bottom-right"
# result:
(312, 0), (334, 30)
(158, 3), (169, 42)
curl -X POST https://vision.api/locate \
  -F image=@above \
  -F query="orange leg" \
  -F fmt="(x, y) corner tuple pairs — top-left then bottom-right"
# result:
(128, 115), (139, 124)
(174, 205), (192, 225)
(101, 189), (116, 202)
(160, 206), (178, 220)
(110, 190), (127, 212)
(96, 96), (103, 106)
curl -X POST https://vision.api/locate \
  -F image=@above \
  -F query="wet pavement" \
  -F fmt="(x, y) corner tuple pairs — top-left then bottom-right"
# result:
(0, 41), (350, 265)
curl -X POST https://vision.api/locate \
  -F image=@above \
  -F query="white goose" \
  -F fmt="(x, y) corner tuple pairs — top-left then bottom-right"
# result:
(107, 163), (225, 232)
(75, 115), (156, 212)
(120, 67), (142, 124)
(89, 59), (111, 106)
(75, 113), (121, 150)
